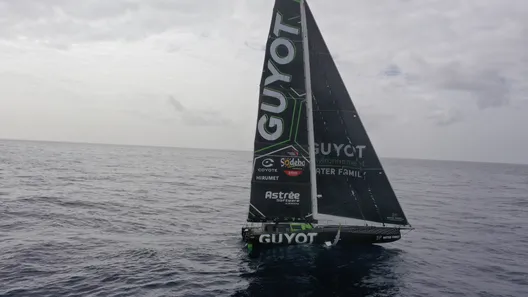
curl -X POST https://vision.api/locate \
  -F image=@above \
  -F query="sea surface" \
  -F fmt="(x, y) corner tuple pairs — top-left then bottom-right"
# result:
(0, 139), (527, 297)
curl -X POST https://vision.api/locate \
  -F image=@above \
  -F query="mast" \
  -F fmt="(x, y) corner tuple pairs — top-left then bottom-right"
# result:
(300, 0), (318, 220)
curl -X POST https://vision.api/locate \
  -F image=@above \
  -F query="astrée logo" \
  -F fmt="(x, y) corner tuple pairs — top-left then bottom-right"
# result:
(265, 191), (300, 200)
(264, 191), (300, 205)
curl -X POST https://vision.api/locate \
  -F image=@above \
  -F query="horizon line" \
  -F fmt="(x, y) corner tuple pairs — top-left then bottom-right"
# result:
(1, 137), (526, 166)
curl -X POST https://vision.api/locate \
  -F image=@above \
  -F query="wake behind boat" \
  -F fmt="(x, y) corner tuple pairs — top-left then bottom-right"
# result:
(241, 0), (412, 257)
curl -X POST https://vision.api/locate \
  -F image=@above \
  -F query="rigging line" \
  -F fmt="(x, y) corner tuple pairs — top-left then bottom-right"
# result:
(344, 176), (367, 224)
(250, 204), (266, 218)
(401, 227), (415, 237)
(367, 183), (384, 226)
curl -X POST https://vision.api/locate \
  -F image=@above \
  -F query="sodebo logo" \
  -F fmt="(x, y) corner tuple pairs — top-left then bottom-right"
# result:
(280, 158), (305, 168)
(259, 233), (318, 244)
(280, 157), (305, 177)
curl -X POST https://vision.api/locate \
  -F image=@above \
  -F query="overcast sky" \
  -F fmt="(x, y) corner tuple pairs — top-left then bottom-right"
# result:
(0, 0), (527, 164)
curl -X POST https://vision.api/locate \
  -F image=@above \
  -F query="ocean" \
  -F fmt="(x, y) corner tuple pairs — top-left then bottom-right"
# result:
(0, 139), (526, 297)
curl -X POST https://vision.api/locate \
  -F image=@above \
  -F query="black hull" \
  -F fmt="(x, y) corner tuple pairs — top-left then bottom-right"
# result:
(241, 224), (403, 257)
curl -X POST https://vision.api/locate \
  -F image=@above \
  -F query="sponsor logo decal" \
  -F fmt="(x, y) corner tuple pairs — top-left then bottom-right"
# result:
(316, 167), (364, 177)
(280, 157), (305, 177)
(257, 12), (300, 141)
(265, 191), (300, 205)
(376, 235), (401, 241)
(257, 158), (278, 174)
(314, 143), (366, 158)
(314, 144), (367, 178)
(386, 213), (404, 222)
(256, 175), (279, 181)
(316, 158), (362, 167)
(262, 158), (274, 168)
(259, 233), (318, 244)
(286, 149), (299, 156)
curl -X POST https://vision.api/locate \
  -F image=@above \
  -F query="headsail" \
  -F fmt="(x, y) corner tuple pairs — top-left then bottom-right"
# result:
(248, 0), (315, 223)
(305, 3), (410, 226)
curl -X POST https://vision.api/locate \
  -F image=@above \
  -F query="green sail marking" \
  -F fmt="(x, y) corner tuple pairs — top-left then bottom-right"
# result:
(294, 100), (304, 142)
(288, 97), (298, 140)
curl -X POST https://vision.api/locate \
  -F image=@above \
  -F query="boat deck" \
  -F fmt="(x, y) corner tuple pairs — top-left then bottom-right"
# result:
(243, 223), (403, 236)
(316, 225), (401, 235)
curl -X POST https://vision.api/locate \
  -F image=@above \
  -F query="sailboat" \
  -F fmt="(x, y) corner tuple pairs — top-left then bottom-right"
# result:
(241, 0), (412, 256)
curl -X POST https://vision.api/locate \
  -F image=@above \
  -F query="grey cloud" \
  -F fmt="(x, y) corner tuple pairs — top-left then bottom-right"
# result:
(61, 1), (139, 20)
(0, 0), (56, 20)
(436, 66), (510, 109)
(114, 95), (233, 127)
(119, 109), (172, 125)
(382, 64), (402, 77)
(360, 111), (398, 130)
(148, 0), (227, 14)
(244, 41), (265, 52)
(407, 59), (512, 110)
(167, 96), (232, 127)
(427, 108), (464, 126)
(314, 0), (527, 120)
(167, 96), (185, 112)
(182, 113), (232, 127)
(0, 0), (233, 44)
(0, 0), (138, 20)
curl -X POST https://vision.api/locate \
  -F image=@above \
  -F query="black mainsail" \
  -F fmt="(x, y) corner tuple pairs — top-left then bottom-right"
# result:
(248, 0), (315, 223)
(304, 2), (409, 226)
